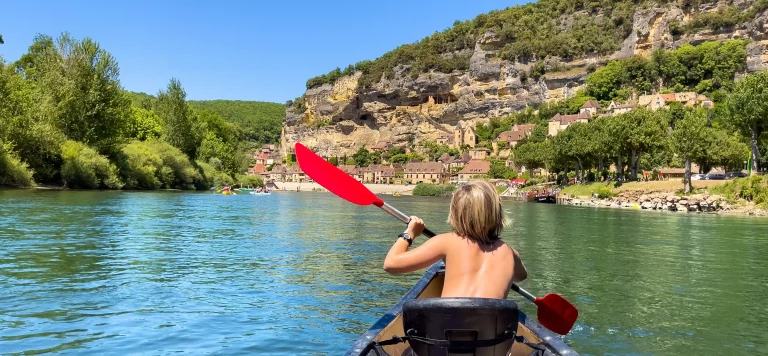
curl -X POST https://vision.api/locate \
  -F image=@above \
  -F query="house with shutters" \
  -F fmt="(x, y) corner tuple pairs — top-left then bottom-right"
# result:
(404, 162), (446, 184)
(548, 111), (591, 136)
(457, 160), (491, 182)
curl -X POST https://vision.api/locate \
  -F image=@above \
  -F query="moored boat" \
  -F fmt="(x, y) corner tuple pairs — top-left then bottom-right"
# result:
(346, 262), (577, 356)
(249, 191), (272, 196)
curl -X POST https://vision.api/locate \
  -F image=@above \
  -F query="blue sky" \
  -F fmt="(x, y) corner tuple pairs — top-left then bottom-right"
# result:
(1, 0), (527, 103)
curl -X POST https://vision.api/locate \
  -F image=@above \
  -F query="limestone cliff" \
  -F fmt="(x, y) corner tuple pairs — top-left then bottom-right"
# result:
(282, 2), (768, 159)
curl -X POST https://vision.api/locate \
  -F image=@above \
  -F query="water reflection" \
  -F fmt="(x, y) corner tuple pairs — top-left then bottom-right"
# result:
(1, 190), (767, 354)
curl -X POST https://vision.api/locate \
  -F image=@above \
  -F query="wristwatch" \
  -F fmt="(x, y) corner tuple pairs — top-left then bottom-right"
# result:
(398, 232), (413, 246)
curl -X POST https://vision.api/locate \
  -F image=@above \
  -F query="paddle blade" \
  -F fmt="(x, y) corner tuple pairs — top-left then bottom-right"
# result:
(535, 293), (579, 335)
(295, 143), (383, 207)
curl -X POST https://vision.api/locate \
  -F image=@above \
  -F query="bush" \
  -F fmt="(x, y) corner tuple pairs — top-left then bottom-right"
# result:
(119, 140), (201, 190)
(196, 160), (231, 188)
(60, 140), (123, 189)
(710, 176), (768, 206)
(236, 174), (264, 188)
(0, 141), (35, 187)
(412, 183), (456, 197)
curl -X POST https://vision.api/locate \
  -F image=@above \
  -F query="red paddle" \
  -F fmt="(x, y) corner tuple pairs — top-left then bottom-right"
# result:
(294, 143), (578, 335)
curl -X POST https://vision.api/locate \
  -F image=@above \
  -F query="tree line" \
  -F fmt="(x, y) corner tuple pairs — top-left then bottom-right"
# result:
(0, 33), (276, 189)
(513, 71), (768, 193)
(586, 40), (747, 102)
(302, 0), (765, 92)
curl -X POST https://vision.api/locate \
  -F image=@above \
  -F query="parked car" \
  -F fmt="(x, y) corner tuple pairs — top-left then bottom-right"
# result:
(725, 171), (747, 179)
(705, 173), (726, 180)
(691, 174), (706, 181)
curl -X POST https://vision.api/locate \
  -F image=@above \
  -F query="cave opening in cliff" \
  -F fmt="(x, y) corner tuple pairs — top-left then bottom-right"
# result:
(359, 114), (373, 121)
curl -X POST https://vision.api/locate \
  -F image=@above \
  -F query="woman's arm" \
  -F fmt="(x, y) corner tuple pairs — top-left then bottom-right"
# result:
(511, 248), (528, 282)
(383, 217), (446, 274)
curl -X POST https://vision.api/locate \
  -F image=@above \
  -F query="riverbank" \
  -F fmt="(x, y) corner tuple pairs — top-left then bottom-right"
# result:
(558, 180), (768, 216)
(275, 182), (415, 195)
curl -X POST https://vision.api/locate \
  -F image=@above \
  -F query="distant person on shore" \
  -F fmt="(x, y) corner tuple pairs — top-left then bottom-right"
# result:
(382, 180), (527, 299)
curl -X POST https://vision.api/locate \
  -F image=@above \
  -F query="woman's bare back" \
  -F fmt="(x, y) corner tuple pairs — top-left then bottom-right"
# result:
(440, 233), (525, 299)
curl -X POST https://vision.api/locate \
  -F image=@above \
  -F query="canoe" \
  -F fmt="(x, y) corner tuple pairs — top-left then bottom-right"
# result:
(222, 191), (232, 195)
(249, 192), (272, 196)
(345, 262), (577, 356)
(238, 188), (255, 192)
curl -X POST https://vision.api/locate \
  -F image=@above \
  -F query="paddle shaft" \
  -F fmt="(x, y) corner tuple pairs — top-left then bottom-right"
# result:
(379, 201), (535, 301)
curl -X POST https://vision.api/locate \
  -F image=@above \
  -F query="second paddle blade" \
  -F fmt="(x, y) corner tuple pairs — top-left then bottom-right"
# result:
(294, 143), (383, 206)
(535, 293), (579, 335)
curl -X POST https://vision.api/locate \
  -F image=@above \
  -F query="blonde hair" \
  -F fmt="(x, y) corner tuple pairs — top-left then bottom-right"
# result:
(447, 180), (508, 244)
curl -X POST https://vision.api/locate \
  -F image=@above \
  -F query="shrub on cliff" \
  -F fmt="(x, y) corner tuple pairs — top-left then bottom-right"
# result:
(413, 183), (456, 197)
(60, 140), (123, 189)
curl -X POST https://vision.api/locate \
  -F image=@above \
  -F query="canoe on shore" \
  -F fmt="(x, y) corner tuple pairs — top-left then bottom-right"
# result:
(346, 262), (577, 356)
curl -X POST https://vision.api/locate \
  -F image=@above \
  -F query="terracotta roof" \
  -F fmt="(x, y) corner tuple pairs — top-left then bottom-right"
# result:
(337, 165), (357, 174)
(498, 130), (527, 142)
(550, 112), (590, 124)
(580, 99), (601, 109)
(470, 148), (491, 152)
(458, 160), (491, 175)
(615, 104), (636, 109)
(405, 162), (445, 173)
(456, 152), (471, 163)
(438, 153), (452, 162)
(270, 165), (288, 174)
(380, 166), (395, 177)
(285, 165), (304, 174)
(437, 131), (451, 138)
(248, 163), (266, 174)
(391, 163), (404, 170)
(661, 93), (677, 101)
(512, 124), (536, 133)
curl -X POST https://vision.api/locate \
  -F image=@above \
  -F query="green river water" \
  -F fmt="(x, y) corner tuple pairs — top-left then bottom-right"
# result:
(1, 190), (767, 355)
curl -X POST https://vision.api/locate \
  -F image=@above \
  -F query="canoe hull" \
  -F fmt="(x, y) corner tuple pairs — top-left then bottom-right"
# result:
(345, 263), (577, 356)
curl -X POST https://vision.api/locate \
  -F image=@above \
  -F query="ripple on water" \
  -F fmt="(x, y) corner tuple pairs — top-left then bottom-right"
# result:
(1, 191), (768, 354)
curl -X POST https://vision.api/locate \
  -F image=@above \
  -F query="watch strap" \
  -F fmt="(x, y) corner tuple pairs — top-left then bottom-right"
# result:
(398, 232), (413, 246)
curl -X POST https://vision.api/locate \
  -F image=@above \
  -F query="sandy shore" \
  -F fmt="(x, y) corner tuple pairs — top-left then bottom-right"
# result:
(275, 182), (415, 195)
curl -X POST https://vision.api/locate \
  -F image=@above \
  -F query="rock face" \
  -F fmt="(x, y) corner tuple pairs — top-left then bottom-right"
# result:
(282, 2), (768, 158)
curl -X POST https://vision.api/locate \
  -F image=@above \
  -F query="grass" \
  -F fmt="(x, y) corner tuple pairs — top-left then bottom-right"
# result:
(709, 176), (768, 207)
(496, 186), (508, 194)
(560, 182), (617, 198)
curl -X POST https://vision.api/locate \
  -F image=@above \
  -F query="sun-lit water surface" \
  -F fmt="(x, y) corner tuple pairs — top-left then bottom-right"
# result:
(1, 190), (767, 355)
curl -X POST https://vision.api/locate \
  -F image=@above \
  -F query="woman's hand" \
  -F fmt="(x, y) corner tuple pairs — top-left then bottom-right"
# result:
(406, 216), (425, 238)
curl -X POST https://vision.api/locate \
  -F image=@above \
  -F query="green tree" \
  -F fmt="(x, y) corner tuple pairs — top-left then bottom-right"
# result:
(725, 71), (768, 175)
(670, 111), (710, 193)
(0, 57), (65, 182)
(196, 109), (245, 176)
(155, 78), (202, 159)
(488, 160), (517, 179)
(390, 154), (409, 164)
(36, 33), (131, 151)
(352, 147), (371, 167)
(624, 109), (668, 180)
(126, 106), (163, 140)
(328, 157), (339, 166)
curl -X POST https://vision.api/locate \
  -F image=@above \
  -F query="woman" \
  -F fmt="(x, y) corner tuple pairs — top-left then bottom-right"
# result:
(383, 180), (527, 299)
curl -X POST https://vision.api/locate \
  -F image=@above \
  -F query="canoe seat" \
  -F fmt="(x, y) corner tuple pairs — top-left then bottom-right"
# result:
(402, 298), (519, 356)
